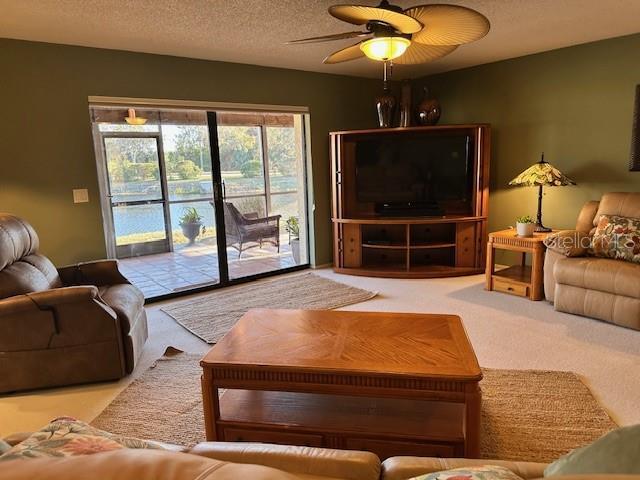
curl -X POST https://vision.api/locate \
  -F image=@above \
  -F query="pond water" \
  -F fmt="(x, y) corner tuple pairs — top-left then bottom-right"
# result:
(112, 176), (301, 243)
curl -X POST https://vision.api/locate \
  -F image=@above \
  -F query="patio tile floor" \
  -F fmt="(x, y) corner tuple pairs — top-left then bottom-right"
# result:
(118, 237), (297, 299)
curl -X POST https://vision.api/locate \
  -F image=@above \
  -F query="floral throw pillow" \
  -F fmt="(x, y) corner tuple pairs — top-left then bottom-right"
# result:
(590, 214), (640, 264)
(0, 417), (165, 462)
(0, 440), (10, 454)
(410, 465), (524, 480)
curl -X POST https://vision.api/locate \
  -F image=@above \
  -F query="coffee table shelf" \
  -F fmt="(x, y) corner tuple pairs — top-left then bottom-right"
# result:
(219, 390), (465, 442)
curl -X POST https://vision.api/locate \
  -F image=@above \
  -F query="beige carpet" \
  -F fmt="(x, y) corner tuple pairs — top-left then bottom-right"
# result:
(91, 350), (617, 463)
(160, 272), (377, 343)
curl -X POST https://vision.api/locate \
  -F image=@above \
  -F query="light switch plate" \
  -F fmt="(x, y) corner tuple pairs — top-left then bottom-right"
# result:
(73, 188), (89, 203)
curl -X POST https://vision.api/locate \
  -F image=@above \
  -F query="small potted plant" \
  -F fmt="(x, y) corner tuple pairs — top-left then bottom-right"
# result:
(179, 207), (205, 244)
(516, 215), (535, 237)
(285, 216), (301, 263)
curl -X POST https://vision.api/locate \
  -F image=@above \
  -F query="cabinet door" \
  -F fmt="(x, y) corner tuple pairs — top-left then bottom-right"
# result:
(456, 223), (477, 267)
(342, 223), (362, 268)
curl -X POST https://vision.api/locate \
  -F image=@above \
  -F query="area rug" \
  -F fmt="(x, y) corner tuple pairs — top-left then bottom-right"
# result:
(160, 272), (377, 343)
(91, 350), (617, 462)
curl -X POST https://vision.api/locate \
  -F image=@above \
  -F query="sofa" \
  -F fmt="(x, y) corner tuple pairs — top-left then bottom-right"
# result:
(1, 439), (638, 480)
(544, 192), (640, 330)
(0, 213), (148, 393)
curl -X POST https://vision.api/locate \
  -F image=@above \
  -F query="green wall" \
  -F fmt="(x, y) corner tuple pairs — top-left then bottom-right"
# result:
(4, 34), (639, 269)
(413, 33), (640, 235)
(0, 39), (382, 266)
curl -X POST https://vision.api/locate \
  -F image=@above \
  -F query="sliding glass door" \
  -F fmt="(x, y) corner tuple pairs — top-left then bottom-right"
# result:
(216, 113), (308, 280)
(91, 105), (310, 299)
(162, 118), (220, 287)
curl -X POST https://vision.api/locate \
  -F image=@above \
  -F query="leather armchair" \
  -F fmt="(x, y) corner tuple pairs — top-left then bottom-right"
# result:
(543, 192), (640, 330)
(0, 213), (147, 393)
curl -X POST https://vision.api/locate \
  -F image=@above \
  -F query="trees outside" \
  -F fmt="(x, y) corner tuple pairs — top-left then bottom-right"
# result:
(266, 127), (297, 177)
(217, 125), (298, 179)
(173, 126), (211, 172)
(107, 157), (160, 183)
(105, 137), (160, 183)
(106, 127), (212, 184)
(240, 160), (262, 178)
(218, 126), (261, 176)
(105, 124), (299, 195)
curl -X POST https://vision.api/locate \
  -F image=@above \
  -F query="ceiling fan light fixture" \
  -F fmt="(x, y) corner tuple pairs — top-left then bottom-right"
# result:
(360, 36), (410, 61)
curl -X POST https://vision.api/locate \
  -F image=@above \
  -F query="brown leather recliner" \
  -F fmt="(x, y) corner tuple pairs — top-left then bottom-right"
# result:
(0, 213), (148, 393)
(544, 192), (640, 330)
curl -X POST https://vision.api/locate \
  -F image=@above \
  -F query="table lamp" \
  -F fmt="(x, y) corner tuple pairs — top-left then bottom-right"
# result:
(508, 153), (576, 232)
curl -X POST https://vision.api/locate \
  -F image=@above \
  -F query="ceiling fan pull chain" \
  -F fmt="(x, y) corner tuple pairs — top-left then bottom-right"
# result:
(382, 60), (394, 90)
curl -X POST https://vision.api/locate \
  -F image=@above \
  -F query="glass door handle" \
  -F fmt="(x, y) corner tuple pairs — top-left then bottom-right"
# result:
(222, 180), (226, 199)
(214, 182), (225, 202)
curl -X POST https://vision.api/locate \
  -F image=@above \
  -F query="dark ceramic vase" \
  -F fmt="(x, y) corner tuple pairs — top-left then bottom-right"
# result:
(416, 87), (441, 125)
(375, 88), (396, 128)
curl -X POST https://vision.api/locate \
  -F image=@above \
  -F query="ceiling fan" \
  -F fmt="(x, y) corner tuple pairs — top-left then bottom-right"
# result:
(287, 0), (490, 65)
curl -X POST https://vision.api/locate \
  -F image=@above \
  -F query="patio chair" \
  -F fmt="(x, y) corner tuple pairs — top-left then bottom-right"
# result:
(221, 202), (281, 258)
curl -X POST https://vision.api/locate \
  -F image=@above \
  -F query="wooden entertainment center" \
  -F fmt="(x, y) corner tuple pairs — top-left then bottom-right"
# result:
(331, 124), (490, 278)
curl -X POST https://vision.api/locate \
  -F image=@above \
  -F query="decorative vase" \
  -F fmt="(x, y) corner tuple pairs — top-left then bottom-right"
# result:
(516, 222), (535, 237)
(375, 87), (396, 128)
(181, 222), (202, 244)
(416, 86), (441, 125)
(290, 238), (301, 263)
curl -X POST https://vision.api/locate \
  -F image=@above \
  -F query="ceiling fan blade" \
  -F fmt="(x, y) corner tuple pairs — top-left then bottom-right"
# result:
(405, 4), (490, 45)
(329, 5), (422, 34)
(286, 31), (369, 44)
(323, 42), (366, 64)
(392, 43), (458, 65)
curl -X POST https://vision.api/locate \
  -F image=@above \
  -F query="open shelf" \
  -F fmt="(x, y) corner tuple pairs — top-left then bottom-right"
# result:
(339, 218), (483, 278)
(362, 242), (456, 250)
(361, 224), (406, 248)
(362, 248), (407, 272)
(410, 223), (455, 246)
(362, 242), (407, 250)
(410, 242), (456, 250)
(493, 265), (531, 285)
(218, 389), (465, 443)
(411, 247), (455, 269)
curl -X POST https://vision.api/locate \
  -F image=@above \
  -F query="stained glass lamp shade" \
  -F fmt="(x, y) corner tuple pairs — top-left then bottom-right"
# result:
(509, 154), (576, 232)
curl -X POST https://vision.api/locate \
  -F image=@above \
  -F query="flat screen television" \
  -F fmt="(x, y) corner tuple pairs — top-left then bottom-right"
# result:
(355, 133), (474, 216)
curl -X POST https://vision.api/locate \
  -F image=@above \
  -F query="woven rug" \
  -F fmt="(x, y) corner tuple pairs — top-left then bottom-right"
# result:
(91, 350), (617, 462)
(161, 272), (377, 343)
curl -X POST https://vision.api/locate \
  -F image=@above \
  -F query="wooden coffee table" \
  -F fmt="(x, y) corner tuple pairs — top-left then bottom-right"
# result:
(200, 309), (482, 460)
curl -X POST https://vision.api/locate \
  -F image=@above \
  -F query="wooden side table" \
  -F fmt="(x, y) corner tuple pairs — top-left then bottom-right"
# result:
(485, 229), (553, 301)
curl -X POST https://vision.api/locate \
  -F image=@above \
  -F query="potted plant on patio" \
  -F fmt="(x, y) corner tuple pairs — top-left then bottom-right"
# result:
(515, 215), (535, 237)
(286, 216), (300, 263)
(179, 207), (205, 245)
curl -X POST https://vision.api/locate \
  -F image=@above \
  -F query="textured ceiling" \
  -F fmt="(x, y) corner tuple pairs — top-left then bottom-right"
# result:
(2, 0), (640, 79)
